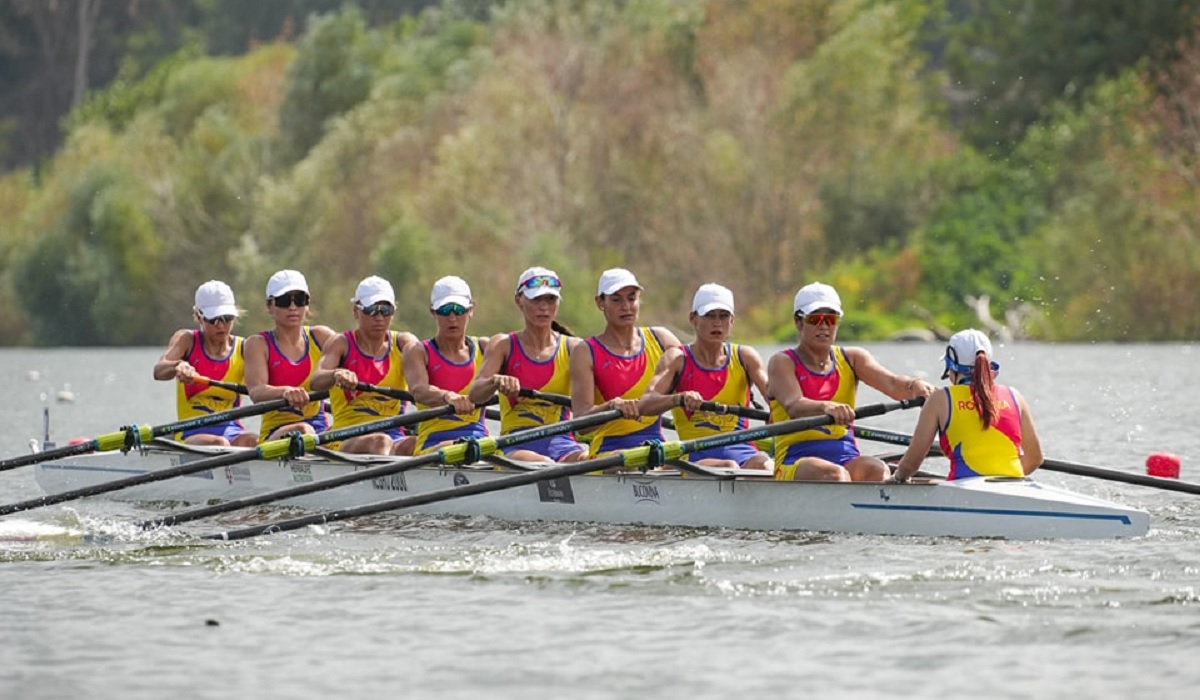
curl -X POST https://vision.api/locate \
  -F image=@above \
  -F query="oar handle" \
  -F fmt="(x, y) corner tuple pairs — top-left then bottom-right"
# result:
(209, 401), (921, 541)
(353, 382), (538, 406)
(191, 376), (249, 395)
(694, 401), (770, 421)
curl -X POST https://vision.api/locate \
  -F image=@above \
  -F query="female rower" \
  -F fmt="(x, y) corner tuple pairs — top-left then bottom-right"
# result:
(889, 329), (1043, 483)
(468, 266), (587, 463)
(569, 268), (683, 458)
(403, 275), (491, 455)
(767, 281), (934, 482)
(152, 280), (257, 447)
(311, 275), (419, 455)
(244, 269), (336, 442)
(639, 283), (771, 470)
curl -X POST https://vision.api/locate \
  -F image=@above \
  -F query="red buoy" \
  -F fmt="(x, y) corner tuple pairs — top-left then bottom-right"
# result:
(1146, 452), (1181, 479)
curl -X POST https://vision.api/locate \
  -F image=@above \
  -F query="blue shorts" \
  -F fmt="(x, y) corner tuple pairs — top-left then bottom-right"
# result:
(181, 420), (248, 442)
(419, 424), (489, 454)
(687, 442), (762, 466)
(781, 437), (860, 467)
(505, 434), (585, 461)
(591, 424), (666, 457)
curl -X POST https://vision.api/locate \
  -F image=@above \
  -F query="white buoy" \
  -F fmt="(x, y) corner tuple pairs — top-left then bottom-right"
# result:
(56, 383), (76, 403)
(27, 370), (41, 381)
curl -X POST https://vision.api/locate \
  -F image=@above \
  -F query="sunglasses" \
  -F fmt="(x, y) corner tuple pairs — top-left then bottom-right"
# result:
(799, 313), (840, 328)
(271, 291), (310, 308)
(434, 303), (469, 317)
(358, 302), (395, 317)
(203, 314), (236, 325)
(518, 275), (562, 292)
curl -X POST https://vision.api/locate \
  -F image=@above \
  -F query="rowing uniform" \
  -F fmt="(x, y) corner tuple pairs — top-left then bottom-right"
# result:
(175, 330), (249, 443)
(257, 327), (329, 441)
(499, 333), (583, 461)
(671, 343), (762, 465)
(770, 346), (861, 479)
(414, 337), (488, 454)
(585, 328), (666, 456)
(939, 384), (1024, 479)
(329, 330), (408, 442)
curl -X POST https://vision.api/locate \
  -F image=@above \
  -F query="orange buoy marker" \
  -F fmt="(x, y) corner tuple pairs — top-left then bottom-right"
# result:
(1146, 452), (1181, 479)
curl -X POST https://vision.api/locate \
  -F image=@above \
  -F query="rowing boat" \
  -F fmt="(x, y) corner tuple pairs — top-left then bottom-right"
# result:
(30, 439), (1149, 540)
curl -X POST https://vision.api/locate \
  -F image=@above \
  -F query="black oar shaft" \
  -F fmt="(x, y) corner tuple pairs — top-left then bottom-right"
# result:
(855, 426), (1200, 496)
(0, 391), (330, 473)
(212, 399), (920, 541)
(145, 409), (621, 528)
(0, 403), (455, 517)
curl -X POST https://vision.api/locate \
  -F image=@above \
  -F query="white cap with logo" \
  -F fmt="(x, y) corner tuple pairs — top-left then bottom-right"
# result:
(194, 280), (238, 318)
(692, 283), (735, 316)
(516, 266), (562, 299)
(597, 268), (642, 296)
(793, 282), (843, 316)
(430, 276), (473, 309)
(353, 275), (395, 307)
(266, 269), (309, 299)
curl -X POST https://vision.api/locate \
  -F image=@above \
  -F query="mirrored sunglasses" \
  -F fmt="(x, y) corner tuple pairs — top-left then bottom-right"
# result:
(434, 303), (469, 317)
(271, 291), (310, 308)
(801, 313), (840, 328)
(517, 275), (562, 292)
(203, 314), (236, 325)
(358, 302), (395, 317)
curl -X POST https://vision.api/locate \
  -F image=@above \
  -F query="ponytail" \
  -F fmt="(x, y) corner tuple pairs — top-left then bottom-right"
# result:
(551, 319), (576, 337)
(969, 352), (997, 429)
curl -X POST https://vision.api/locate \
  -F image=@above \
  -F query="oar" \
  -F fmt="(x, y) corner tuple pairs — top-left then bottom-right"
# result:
(209, 397), (923, 541)
(854, 426), (1200, 496)
(191, 376), (249, 395)
(0, 400), (476, 518)
(0, 390), (330, 473)
(141, 407), (626, 529)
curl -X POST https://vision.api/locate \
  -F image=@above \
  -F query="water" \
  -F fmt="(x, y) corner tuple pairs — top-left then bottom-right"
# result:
(1, 344), (1198, 699)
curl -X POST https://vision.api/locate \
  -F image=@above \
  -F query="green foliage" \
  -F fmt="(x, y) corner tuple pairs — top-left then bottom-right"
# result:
(68, 45), (204, 134)
(277, 6), (380, 165)
(936, 0), (1200, 153)
(14, 167), (164, 345)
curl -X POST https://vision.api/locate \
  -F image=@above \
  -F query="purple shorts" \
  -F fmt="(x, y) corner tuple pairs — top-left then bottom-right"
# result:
(687, 442), (762, 466)
(591, 424), (666, 457)
(181, 420), (248, 443)
(505, 434), (585, 462)
(781, 437), (860, 467)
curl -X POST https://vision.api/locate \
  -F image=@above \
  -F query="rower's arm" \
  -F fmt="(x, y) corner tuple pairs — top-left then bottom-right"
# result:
(638, 348), (686, 416)
(153, 329), (195, 381)
(309, 335), (350, 392)
(569, 340), (601, 417)
(1015, 388), (1044, 475)
(468, 334), (513, 404)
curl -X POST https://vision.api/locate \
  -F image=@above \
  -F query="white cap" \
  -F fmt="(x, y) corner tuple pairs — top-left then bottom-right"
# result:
(793, 282), (843, 316)
(941, 328), (998, 380)
(266, 269), (309, 299)
(194, 280), (238, 318)
(692, 283), (735, 316)
(597, 268), (642, 296)
(353, 275), (395, 307)
(430, 275), (473, 309)
(516, 266), (562, 299)
(943, 329), (993, 364)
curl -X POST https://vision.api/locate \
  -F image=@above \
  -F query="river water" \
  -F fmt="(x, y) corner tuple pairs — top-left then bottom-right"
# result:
(1, 344), (1197, 699)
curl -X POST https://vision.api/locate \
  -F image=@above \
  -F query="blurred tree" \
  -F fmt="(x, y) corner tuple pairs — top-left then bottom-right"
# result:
(937, 0), (1200, 153)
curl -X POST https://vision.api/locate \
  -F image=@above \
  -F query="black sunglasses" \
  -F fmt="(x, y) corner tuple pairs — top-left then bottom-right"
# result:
(358, 302), (395, 317)
(203, 314), (236, 325)
(271, 291), (310, 308)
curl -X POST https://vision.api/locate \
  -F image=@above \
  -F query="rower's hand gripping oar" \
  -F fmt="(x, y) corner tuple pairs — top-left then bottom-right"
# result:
(0, 396), (462, 518)
(210, 398), (923, 541)
(0, 387), (326, 473)
(855, 425), (1200, 496)
(141, 406), (624, 529)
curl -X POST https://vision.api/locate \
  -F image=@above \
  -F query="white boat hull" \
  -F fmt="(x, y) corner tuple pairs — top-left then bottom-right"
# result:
(31, 443), (1150, 540)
